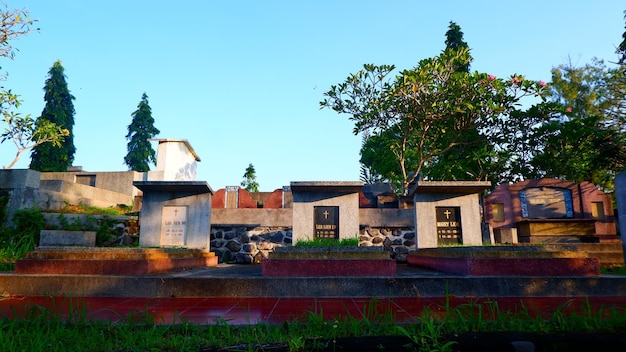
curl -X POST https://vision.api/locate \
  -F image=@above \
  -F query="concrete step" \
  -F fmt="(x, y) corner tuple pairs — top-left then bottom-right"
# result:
(2, 264), (626, 298)
(14, 248), (218, 275)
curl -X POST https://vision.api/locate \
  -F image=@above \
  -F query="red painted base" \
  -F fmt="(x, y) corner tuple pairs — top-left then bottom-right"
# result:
(262, 259), (396, 277)
(15, 249), (219, 275)
(407, 255), (600, 276)
(15, 257), (218, 275)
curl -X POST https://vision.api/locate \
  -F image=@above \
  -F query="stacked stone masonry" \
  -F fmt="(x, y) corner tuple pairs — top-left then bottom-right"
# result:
(210, 225), (415, 264)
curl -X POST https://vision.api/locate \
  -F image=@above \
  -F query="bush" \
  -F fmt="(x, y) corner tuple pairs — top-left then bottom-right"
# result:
(0, 208), (43, 271)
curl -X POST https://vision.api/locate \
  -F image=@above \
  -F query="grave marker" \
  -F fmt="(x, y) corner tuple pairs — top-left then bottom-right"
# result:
(411, 180), (491, 248)
(436, 206), (462, 245)
(291, 181), (363, 244)
(314, 206), (339, 239)
(161, 206), (187, 246)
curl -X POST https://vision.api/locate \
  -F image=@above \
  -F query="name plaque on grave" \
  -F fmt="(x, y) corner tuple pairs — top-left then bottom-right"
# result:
(520, 187), (573, 219)
(160, 206), (187, 246)
(314, 206), (339, 239)
(436, 207), (462, 245)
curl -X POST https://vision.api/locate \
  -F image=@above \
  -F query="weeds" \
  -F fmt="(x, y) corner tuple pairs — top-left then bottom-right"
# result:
(296, 237), (359, 247)
(1, 296), (626, 351)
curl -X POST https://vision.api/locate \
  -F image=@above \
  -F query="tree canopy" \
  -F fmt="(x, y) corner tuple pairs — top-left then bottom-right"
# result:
(241, 163), (259, 192)
(526, 60), (626, 191)
(322, 47), (552, 195)
(124, 93), (160, 172)
(29, 60), (76, 172)
(0, 5), (69, 170)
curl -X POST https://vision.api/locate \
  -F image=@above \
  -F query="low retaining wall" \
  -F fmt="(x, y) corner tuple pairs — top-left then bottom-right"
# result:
(42, 213), (139, 247)
(210, 225), (416, 264)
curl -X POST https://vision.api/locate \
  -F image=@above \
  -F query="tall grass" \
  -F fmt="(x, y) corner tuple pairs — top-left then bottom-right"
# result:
(0, 208), (42, 271)
(295, 237), (359, 247)
(1, 297), (625, 351)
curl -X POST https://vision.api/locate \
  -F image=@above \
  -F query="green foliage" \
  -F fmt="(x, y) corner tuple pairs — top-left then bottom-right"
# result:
(0, 5), (64, 170)
(124, 93), (160, 172)
(29, 60), (76, 172)
(322, 47), (553, 195)
(1, 297), (625, 351)
(444, 21), (470, 73)
(0, 192), (8, 225)
(240, 163), (260, 192)
(11, 207), (44, 242)
(525, 60), (626, 191)
(1, 96), (69, 169)
(0, 208), (42, 270)
(296, 237), (359, 246)
(52, 213), (124, 246)
(618, 10), (626, 66)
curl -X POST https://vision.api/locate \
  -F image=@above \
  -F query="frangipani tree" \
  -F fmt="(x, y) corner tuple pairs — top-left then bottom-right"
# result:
(0, 4), (69, 169)
(1, 91), (69, 169)
(322, 48), (555, 195)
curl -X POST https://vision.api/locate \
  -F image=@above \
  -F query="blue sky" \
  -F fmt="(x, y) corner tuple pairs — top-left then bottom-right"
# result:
(1, 1), (624, 191)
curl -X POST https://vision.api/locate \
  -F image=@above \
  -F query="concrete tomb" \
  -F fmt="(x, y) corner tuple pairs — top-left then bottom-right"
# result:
(134, 181), (214, 250)
(290, 181), (363, 244)
(410, 180), (491, 248)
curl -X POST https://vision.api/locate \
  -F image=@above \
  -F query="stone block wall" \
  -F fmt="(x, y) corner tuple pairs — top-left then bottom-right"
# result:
(210, 226), (292, 264)
(42, 213), (139, 247)
(359, 226), (416, 262)
(210, 225), (415, 264)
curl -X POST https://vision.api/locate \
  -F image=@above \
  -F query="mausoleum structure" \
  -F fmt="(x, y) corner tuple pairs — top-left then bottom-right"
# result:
(0, 169), (40, 228)
(134, 181), (213, 249)
(148, 138), (200, 181)
(290, 181), (363, 244)
(133, 139), (216, 250)
(410, 180), (491, 248)
(484, 178), (617, 243)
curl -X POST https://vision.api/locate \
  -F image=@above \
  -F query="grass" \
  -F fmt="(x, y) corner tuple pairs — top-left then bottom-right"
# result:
(0, 206), (136, 271)
(1, 296), (625, 351)
(48, 204), (133, 216)
(601, 266), (626, 275)
(296, 237), (360, 247)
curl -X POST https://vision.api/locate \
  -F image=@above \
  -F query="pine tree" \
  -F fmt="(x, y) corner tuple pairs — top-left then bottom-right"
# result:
(444, 21), (470, 73)
(241, 163), (259, 192)
(424, 21), (488, 181)
(29, 60), (76, 171)
(124, 93), (159, 171)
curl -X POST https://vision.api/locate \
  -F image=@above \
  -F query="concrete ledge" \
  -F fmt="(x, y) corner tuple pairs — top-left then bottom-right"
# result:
(408, 256), (599, 276)
(39, 230), (96, 247)
(15, 248), (218, 275)
(407, 246), (600, 276)
(262, 246), (396, 276)
(2, 265), (626, 298)
(270, 246), (390, 259)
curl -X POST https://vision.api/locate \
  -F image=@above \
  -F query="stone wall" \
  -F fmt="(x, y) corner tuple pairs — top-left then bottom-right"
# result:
(210, 225), (415, 264)
(42, 213), (139, 247)
(359, 226), (415, 262)
(210, 226), (292, 264)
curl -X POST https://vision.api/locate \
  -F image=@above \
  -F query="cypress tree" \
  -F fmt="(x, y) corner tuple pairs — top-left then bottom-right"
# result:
(124, 93), (159, 171)
(29, 60), (76, 171)
(445, 21), (470, 73)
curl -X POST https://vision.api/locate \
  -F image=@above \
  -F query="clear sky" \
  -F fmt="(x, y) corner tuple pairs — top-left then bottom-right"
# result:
(1, 1), (624, 191)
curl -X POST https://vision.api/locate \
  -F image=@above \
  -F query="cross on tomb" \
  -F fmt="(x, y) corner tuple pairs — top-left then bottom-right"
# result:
(444, 209), (451, 219)
(323, 210), (329, 219)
